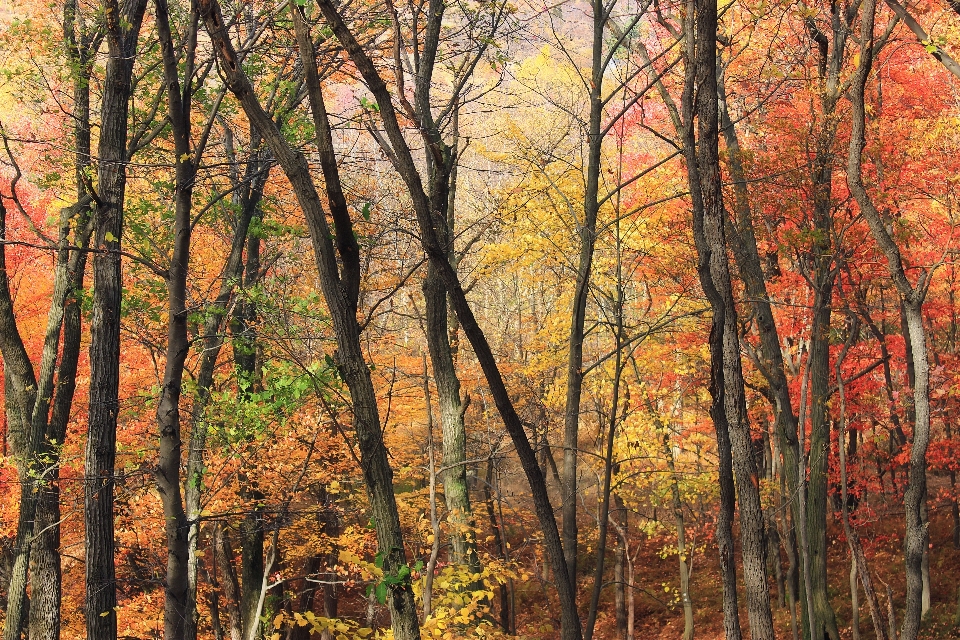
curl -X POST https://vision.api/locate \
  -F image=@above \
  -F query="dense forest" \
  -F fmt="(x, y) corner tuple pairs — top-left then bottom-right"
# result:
(0, 0), (959, 637)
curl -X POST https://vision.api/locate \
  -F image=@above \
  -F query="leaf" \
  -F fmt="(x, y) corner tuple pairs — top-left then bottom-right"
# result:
(361, 203), (372, 221)
(104, 231), (118, 243)
(375, 581), (388, 604)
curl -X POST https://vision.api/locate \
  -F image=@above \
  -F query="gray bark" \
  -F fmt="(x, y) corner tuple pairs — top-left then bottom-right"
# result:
(681, 0), (775, 636)
(846, 5), (932, 636)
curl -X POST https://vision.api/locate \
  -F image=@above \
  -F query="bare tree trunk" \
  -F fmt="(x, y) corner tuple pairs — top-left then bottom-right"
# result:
(483, 460), (513, 635)
(214, 524), (243, 640)
(846, 8), (932, 636)
(85, 3), (148, 639)
(665, 432), (694, 640)
(311, 2), (583, 636)
(27, 8), (98, 639)
(151, 1), (219, 636)
(422, 358), (441, 619)
(185, 128), (269, 640)
(681, 0), (775, 635)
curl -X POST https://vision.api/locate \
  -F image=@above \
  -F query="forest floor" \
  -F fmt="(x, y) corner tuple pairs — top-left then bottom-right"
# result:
(513, 501), (960, 639)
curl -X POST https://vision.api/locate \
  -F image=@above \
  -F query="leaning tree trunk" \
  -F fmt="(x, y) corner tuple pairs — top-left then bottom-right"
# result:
(201, 4), (423, 636)
(312, 1), (583, 637)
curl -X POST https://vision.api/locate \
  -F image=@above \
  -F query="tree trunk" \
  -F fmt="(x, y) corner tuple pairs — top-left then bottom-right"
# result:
(85, 3), (148, 639)
(846, 11), (932, 635)
(184, 129), (269, 640)
(214, 524), (243, 640)
(682, 0), (775, 635)
(483, 459), (513, 635)
(613, 492), (627, 640)
(665, 433), (694, 640)
(311, 2), (583, 636)
(152, 1), (209, 636)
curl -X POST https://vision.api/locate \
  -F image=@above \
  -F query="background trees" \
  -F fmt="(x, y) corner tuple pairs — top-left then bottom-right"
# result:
(2, 0), (960, 638)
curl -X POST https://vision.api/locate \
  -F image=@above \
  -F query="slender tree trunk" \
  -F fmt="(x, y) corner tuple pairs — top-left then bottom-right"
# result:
(185, 131), (269, 640)
(26, 8), (98, 638)
(665, 432), (694, 640)
(561, 0), (606, 594)
(423, 260), (478, 573)
(846, 9), (932, 635)
(483, 460), (513, 635)
(613, 492), (627, 640)
(202, 6), (423, 637)
(214, 524), (243, 640)
(152, 1), (210, 636)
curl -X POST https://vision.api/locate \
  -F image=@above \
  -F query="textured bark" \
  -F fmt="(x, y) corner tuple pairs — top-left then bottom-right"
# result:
(311, 2), (582, 637)
(422, 236), (478, 574)
(403, 0), (479, 579)
(681, 0), (775, 636)
(85, 2), (148, 638)
(0, 200), (38, 640)
(214, 524), (244, 640)
(1, 192), (92, 640)
(239, 496), (265, 640)
(27, 5), (97, 639)
(29, 210), (93, 640)
(807, 282), (840, 640)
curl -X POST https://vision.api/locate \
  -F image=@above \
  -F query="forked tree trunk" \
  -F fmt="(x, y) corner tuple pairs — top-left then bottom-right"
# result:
(846, 6), (932, 636)
(681, 0), (775, 635)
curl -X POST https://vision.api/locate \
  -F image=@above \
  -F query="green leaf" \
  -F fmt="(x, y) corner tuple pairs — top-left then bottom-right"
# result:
(361, 202), (372, 221)
(104, 231), (118, 243)
(375, 582), (387, 605)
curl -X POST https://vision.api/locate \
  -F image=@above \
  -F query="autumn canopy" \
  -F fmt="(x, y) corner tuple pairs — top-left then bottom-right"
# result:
(0, 0), (959, 638)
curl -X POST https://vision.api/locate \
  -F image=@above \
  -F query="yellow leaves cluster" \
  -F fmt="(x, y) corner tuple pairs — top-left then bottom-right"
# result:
(271, 610), (379, 640)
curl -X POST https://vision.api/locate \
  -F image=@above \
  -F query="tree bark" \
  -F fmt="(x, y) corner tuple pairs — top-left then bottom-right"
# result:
(681, 0), (775, 635)
(85, 2), (148, 638)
